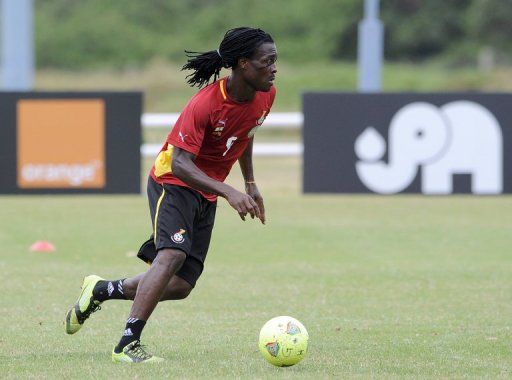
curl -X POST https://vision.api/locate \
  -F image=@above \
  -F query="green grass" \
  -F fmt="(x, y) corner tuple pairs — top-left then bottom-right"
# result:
(35, 60), (512, 112)
(0, 157), (511, 378)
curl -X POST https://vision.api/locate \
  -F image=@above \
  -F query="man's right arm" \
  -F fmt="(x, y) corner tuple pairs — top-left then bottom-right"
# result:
(171, 147), (261, 221)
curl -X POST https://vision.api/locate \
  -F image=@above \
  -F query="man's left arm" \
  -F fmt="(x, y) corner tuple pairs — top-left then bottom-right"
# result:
(238, 138), (265, 224)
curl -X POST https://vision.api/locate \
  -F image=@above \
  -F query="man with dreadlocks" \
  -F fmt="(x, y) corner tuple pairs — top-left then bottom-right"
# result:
(64, 27), (277, 363)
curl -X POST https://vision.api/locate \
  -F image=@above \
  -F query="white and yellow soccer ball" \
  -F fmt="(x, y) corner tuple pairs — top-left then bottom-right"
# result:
(258, 316), (309, 367)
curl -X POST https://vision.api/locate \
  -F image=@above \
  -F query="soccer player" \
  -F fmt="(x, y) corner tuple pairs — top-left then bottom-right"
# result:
(64, 27), (277, 363)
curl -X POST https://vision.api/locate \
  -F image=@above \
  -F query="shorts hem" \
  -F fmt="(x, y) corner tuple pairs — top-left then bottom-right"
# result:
(156, 246), (189, 257)
(174, 273), (196, 288)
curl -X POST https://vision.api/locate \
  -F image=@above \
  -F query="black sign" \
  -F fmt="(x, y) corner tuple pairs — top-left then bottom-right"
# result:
(303, 93), (512, 194)
(0, 92), (142, 194)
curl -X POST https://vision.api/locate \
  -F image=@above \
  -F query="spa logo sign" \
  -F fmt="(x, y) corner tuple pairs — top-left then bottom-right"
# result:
(303, 93), (512, 195)
(354, 101), (503, 194)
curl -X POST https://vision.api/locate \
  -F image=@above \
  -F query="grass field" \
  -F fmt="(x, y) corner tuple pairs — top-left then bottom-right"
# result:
(0, 156), (511, 378)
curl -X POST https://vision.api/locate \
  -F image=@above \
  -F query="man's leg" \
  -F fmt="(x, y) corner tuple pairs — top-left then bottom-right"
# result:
(113, 248), (186, 356)
(122, 273), (192, 301)
(64, 260), (193, 335)
(91, 271), (193, 302)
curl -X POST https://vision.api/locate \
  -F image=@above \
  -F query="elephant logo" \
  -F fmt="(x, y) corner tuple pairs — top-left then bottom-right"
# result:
(355, 101), (503, 194)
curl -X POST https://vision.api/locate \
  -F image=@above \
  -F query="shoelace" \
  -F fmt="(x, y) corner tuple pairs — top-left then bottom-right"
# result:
(77, 302), (102, 324)
(128, 341), (152, 360)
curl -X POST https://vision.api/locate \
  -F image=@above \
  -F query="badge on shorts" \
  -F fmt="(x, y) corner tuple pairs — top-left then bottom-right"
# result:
(171, 229), (186, 244)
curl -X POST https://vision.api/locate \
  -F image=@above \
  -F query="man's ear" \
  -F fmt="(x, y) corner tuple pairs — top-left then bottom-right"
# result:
(238, 57), (249, 69)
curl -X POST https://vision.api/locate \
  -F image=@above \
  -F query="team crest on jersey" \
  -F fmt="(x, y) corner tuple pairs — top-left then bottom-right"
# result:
(171, 229), (186, 244)
(212, 119), (227, 137)
(247, 111), (268, 138)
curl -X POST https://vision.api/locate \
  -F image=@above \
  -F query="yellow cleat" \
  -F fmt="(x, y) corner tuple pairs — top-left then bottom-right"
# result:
(112, 340), (164, 363)
(65, 275), (104, 334)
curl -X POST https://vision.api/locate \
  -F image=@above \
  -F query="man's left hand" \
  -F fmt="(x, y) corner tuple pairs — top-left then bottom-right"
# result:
(245, 182), (265, 224)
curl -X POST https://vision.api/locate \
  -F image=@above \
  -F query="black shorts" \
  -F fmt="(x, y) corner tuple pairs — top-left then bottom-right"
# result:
(137, 176), (217, 287)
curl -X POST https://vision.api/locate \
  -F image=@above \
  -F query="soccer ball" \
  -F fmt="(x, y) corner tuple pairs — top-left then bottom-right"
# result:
(258, 316), (309, 367)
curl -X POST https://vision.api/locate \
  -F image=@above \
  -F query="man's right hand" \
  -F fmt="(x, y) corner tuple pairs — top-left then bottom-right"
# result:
(224, 188), (261, 222)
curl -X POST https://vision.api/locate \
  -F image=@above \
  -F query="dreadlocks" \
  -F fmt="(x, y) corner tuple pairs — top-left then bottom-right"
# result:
(182, 27), (274, 88)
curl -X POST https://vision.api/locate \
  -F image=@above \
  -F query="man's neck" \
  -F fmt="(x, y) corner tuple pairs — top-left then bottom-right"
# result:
(226, 75), (256, 103)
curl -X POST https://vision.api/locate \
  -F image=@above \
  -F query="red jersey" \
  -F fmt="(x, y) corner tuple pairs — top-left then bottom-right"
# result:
(150, 77), (276, 201)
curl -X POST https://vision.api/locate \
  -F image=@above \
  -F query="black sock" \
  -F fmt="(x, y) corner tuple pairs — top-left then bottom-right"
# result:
(114, 318), (146, 353)
(93, 279), (126, 302)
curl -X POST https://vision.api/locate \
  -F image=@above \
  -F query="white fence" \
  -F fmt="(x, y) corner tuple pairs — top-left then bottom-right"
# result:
(141, 112), (303, 157)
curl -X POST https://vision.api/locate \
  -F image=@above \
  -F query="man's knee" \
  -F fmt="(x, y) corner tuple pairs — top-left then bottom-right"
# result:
(174, 285), (193, 300)
(165, 275), (193, 300)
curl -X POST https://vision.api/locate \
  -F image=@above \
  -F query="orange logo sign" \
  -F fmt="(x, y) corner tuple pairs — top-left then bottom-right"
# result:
(17, 99), (106, 188)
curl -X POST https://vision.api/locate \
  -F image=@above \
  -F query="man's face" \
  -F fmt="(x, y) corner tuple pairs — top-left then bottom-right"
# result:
(241, 42), (277, 92)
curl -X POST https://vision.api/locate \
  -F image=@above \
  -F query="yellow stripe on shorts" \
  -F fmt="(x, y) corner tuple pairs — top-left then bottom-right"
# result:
(153, 185), (166, 245)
